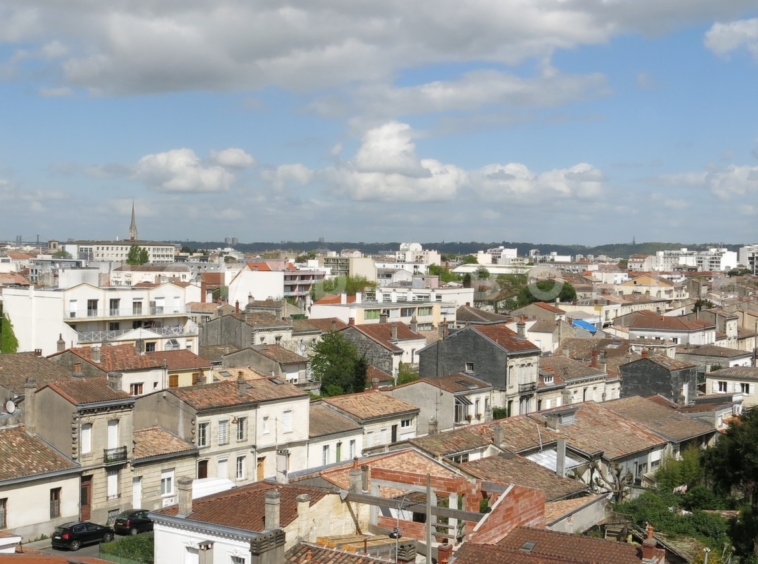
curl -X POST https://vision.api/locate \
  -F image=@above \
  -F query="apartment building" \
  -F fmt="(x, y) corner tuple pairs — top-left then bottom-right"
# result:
(62, 241), (177, 264)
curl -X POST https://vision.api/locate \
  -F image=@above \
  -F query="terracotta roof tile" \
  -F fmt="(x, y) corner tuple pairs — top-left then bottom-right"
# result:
(0, 427), (77, 481)
(322, 390), (418, 422)
(636, 355), (696, 371)
(532, 302), (566, 314)
(158, 482), (328, 530)
(309, 403), (362, 438)
(406, 373), (492, 394)
(604, 396), (715, 442)
(252, 344), (308, 364)
(0, 352), (74, 395)
(539, 357), (605, 381)
(133, 427), (197, 460)
(300, 317), (348, 333)
(199, 345), (240, 363)
(314, 294), (357, 305)
(168, 378), (307, 411)
(366, 366), (394, 386)
(342, 323), (425, 353)
(628, 311), (713, 332)
(49, 344), (161, 372)
(0, 272), (31, 286)
(461, 452), (588, 501)
(44, 377), (132, 405)
(145, 350), (212, 371)
(469, 325), (541, 353)
(676, 344), (752, 358)
(497, 526), (642, 564)
(709, 366), (758, 379)
(286, 544), (388, 564)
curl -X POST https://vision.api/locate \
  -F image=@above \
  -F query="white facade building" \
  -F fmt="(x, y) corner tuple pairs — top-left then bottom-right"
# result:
(63, 241), (177, 264)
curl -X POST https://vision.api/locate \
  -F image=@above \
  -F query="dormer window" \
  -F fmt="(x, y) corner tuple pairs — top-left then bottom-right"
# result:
(465, 363), (474, 373)
(543, 374), (554, 384)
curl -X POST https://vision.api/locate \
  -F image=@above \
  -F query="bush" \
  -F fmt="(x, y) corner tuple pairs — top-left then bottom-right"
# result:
(100, 532), (154, 563)
(683, 486), (724, 511)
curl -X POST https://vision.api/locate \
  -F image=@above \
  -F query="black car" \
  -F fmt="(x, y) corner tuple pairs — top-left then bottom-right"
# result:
(51, 521), (115, 551)
(113, 509), (153, 535)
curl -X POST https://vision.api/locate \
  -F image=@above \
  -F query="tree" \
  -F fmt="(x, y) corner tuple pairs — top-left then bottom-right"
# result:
(127, 245), (149, 265)
(617, 259), (628, 270)
(428, 264), (461, 283)
(52, 249), (72, 259)
(693, 298), (715, 313)
(516, 280), (576, 307)
(310, 332), (362, 396)
(352, 355), (369, 393)
(180, 246), (195, 254)
(476, 266), (490, 279)
(462, 273), (472, 288)
(1, 314), (19, 354)
(396, 363), (418, 386)
(460, 254), (478, 265)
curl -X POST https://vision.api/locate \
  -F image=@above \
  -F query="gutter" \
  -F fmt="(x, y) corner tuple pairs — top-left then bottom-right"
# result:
(133, 448), (199, 466)
(77, 398), (135, 411)
(0, 465), (81, 487)
(148, 513), (267, 542)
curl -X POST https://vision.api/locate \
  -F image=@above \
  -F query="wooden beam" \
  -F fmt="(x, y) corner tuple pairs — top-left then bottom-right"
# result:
(343, 492), (483, 522)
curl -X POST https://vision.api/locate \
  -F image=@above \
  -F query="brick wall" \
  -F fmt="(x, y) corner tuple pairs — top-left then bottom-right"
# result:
(467, 485), (545, 544)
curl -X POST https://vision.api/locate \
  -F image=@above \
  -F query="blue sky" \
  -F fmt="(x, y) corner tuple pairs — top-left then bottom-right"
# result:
(1, 1), (758, 246)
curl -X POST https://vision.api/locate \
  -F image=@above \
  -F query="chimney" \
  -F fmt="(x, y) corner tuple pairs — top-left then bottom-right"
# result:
(237, 373), (247, 395)
(493, 425), (503, 446)
(380, 312), (388, 324)
(556, 438), (567, 478)
(410, 316), (418, 333)
(136, 339), (145, 355)
(396, 542), (417, 564)
(201, 281), (207, 303)
(107, 372), (123, 392)
(248, 292), (254, 305)
(391, 324), (398, 341)
(340, 293), (347, 305)
(372, 378), (379, 390)
(465, 302), (470, 307)
(642, 525), (657, 561)
(177, 477), (193, 517)
(348, 317), (355, 326)
(355, 292), (362, 304)
(516, 318), (526, 338)
(349, 467), (362, 493)
(276, 449), (289, 484)
(34, 349), (42, 357)
(296, 493), (311, 541)
(361, 464), (370, 493)
(24, 378), (37, 435)
(264, 489), (281, 530)
(235, 300), (240, 314)
(591, 348), (599, 368)
(57, 334), (66, 352)
(91, 346), (101, 364)
(437, 541), (452, 564)
(428, 418), (438, 435)
(330, 319), (336, 332)
(641, 347), (649, 358)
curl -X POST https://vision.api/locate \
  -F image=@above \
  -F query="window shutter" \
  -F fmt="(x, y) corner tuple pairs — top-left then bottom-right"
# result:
(712, 381), (718, 393)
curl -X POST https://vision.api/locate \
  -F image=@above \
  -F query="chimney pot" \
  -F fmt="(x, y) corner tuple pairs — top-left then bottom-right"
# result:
(516, 320), (526, 338)
(237, 374), (247, 395)
(330, 319), (336, 332)
(642, 525), (657, 560)
(361, 464), (369, 492)
(91, 346), (101, 364)
(349, 468), (362, 493)
(348, 317), (355, 326)
(235, 300), (240, 314)
(437, 541), (452, 564)
(57, 334), (66, 352)
(391, 323), (398, 341)
(177, 477), (193, 517)
(556, 438), (567, 477)
(264, 489), (281, 530)
(372, 378), (379, 390)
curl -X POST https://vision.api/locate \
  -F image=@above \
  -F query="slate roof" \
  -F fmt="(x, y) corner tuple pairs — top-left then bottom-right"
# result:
(133, 427), (197, 461)
(528, 402), (666, 460)
(43, 377), (132, 406)
(496, 526), (642, 564)
(168, 378), (307, 411)
(198, 344), (240, 363)
(709, 366), (758, 380)
(604, 396), (714, 443)
(49, 344), (160, 372)
(309, 403), (362, 438)
(676, 344), (752, 358)
(408, 373), (492, 394)
(0, 352), (74, 395)
(158, 482), (328, 530)
(539, 356), (605, 381)
(251, 344), (308, 364)
(0, 426), (78, 482)
(460, 452), (588, 501)
(468, 324), (541, 353)
(456, 305), (511, 324)
(286, 544), (389, 564)
(145, 350), (211, 371)
(323, 390), (419, 422)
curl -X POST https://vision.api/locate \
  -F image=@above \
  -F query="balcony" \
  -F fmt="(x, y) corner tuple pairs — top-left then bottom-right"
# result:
(77, 322), (199, 343)
(518, 382), (537, 394)
(67, 305), (191, 321)
(103, 446), (128, 464)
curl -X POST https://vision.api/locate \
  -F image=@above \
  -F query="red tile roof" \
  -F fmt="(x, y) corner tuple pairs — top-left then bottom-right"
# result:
(0, 427), (77, 481)
(252, 344), (308, 364)
(298, 317), (348, 333)
(43, 377), (132, 405)
(145, 350), (211, 371)
(314, 294), (357, 305)
(168, 378), (307, 411)
(286, 543), (388, 564)
(133, 427), (197, 460)
(628, 311), (713, 332)
(158, 482), (328, 530)
(0, 352), (74, 395)
(309, 403), (362, 438)
(470, 325), (541, 353)
(49, 344), (160, 372)
(322, 390), (419, 422)
(403, 373), (492, 393)
(532, 302), (566, 314)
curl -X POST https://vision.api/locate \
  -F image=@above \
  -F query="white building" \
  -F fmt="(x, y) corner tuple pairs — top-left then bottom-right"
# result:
(63, 241), (177, 264)
(396, 243), (441, 267)
(110, 264), (192, 286)
(739, 244), (758, 272)
(227, 262), (325, 309)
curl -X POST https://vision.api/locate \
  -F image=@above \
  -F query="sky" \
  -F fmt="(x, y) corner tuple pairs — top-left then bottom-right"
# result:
(1, 1), (758, 246)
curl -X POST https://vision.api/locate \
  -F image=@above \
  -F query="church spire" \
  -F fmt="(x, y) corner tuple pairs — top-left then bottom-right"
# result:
(129, 201), (138, 241)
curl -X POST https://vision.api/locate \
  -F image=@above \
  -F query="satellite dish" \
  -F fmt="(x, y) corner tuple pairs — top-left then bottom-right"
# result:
(5, 400), (15, 414)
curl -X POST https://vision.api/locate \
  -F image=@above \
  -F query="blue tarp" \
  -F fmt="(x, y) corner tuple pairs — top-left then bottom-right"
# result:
(572, 319), (598, 334)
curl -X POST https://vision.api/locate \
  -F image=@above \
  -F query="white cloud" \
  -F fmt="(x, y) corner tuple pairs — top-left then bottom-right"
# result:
(209, 148), (256, 169)
(134, 148), (235, 193)
(353, 122), (429, 177)
(2, 0), (755, 95)
(655, 164), (758, 199)
(39, 86), (74, 97)
(705, 18), (758, 60)
(260, 164), (314, 190)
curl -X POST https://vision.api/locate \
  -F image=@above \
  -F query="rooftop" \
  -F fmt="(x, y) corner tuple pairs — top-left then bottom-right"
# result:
(168, 378), (307, 411)
(286, 543), (390, 564)
(627, 311), (713, 332)
(456, 305), (511, 324)
(49, 344), (160, 372)
(709, 366), (758, 379)
(0, 352), (74, 395)
(468, 324), (540, 353)
(342, 323), (425, 353)
(43, 377), (132, 406)
(323, 390), (419, 422)
(676, 344), (753, 358)
(301, 317), (348, 333)
(407, 373), (492, 394)
(133, 427), (197, 461)
(627, 355), (696, 371)
(251, 344), (308, 365)
(0, 426), (77, 482)
(145, 349), (212, 371)
(604, 396), (714, 443)
(539, 356), (606, 381)
(309, 403), (362, 439)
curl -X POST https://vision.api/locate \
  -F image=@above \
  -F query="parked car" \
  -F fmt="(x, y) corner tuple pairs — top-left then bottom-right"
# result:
(114, 509), (153, 535)
(51, 521), (115, 551)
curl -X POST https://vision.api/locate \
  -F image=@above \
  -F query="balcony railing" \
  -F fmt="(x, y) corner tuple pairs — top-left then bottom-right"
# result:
(518, 382), (537, 393)
(77, 322), (199, 343)
(103, 446), (128, 464)
(67, 305), (190, 320)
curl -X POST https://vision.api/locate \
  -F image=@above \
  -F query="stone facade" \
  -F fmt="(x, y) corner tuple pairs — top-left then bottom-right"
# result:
(619, 358), (698, 405)
(340, 326), (397, 376)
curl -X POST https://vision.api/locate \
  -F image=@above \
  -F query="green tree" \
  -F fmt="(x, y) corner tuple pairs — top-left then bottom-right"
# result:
(428, 264), (461, 283)
(655, 448), (704, 494)
(52, 249), (72, 259)
(127, 245), (149, 265)
(693, 298), (715, 313)
(476, 266), (490, 279)
(352, 355), (369, 393)
(462, 273), (472, 288)
(1, 314), (19, 354)
(180, 246), (195, 254)
(460, 254), (478, 265)
(516, 280), (576, 307)
(310, 332), (362, 396)
(617, 259), (628, 269)
(396, 362), (418, 385)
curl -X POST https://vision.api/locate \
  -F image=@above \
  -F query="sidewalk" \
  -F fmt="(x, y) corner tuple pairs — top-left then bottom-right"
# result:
(17, 537), (53, 552)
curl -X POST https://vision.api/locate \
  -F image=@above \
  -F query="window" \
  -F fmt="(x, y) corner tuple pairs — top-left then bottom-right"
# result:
(741, 383), (751, 394)
(262, 416), (270, 434)
(366, 431), (373, 448)
(236, 417), (247, 441)
(231, 556), (246, 564)
(718, 381), (728, 393)
(192, 373), (200, 385)
(169, 374), (179, 388)
(282, 411), (293, 433)
(198, 460), (209, 479)
(219, 420), (230, 445)
(236, 456), (246, 480)
(401, 418), (412, 428)
(418, 307), (432, 316)
(130, 383), (143, 396)
(451, 453), (470, 464)
(109, 322), (120, 331)
(465, 362), (474, 372)
(400, 307), (415, 317)
(145, 342), (156, 352)
(50, 488), (61, 518)
(107, 469), (119, 499)
(364, 309), (381, 320)
(336, 442), (342, 462)
(198, 422), (210, 447)
(218, 458), (228, 479)
(107, 420), (119, 449)
(275, 336), (282, 344)
(322, 445), (330, 466)
(349, 439), (356, 459)
(0, 498), (6, 529)
(160, 469), (174, 496)
(81, 423), (92, 455)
